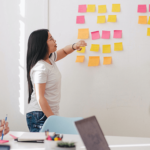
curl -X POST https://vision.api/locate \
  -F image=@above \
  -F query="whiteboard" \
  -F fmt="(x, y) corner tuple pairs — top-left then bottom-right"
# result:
(49, 0), (150, 137)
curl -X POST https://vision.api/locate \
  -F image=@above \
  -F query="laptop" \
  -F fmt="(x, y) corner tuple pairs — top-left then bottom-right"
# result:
(75, 116), (110, 150)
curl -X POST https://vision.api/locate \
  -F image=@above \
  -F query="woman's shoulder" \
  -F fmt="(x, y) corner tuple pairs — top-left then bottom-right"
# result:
(31, 60), (48, 72)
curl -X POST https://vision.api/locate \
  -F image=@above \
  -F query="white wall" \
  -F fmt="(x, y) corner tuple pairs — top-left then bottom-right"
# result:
(49, 0), (150, 137)
(0, 0), (48, 131)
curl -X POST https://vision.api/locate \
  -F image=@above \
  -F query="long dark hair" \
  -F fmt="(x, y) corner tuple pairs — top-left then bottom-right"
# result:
(27, 29), (49, 103)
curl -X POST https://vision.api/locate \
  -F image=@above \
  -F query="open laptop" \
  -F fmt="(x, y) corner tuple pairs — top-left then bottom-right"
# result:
(75, 116), (110, 150)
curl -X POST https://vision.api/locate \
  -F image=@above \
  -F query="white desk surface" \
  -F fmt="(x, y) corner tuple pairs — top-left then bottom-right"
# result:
(1, 131), (150, 150)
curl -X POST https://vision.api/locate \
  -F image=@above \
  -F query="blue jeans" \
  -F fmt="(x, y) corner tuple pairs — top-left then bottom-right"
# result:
(26, 111), (47, 132)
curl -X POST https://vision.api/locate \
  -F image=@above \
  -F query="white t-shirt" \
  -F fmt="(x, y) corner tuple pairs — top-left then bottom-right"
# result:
(26, 52), (61, 115)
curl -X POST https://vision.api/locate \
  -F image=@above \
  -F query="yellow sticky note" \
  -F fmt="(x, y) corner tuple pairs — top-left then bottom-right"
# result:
(147, 28), (150, 36)
(107, 15), (117, 22)
(90, 44), (100, 52)
(103, 45), (111, 53)
(87, 5), (95, 12)
(148, 17), (150, 25)
(88, 56), (100, 66)
(77, 47), (85, 53)
(97, 16), (106, 23)
(112, 4), (120, 12)
(98, 5), (106, 13)
(138, 16), (147, 24)
(78, 28), (89, 39)
(76, 56), (85, 63)
(114, 42), (123, 51)
(103, 57), (112, 65)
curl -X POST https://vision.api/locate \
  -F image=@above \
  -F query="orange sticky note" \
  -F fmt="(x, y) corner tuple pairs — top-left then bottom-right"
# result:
(88, 56), (100, 67)
(138, 16), (147, 24)
(78, 28), (89, 39)
(103, 57), (112, 65)
(76, 56), (85, 63)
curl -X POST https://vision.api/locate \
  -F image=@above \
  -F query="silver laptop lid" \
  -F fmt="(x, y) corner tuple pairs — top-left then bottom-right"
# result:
(75, 116), (110, 150)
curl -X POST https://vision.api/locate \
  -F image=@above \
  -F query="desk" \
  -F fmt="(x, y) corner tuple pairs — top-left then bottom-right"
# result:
(1, 132), (150, 150)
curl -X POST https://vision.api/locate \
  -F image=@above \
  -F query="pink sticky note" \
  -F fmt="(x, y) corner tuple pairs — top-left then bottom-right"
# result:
(91, 31), (100, 40)
(76, 16), (85, 24)
(113, 30), (122, 38)
(78, 5), (87, 13)
(102, 31), (110, 39)
(138, 5), (147, 13)
(9, 134), (17, 139)
(0, 140), (9, 144)
(149, 4), (150, 12)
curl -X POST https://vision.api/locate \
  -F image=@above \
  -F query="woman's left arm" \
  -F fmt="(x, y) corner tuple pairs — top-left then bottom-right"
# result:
(56, 40), (87, 61)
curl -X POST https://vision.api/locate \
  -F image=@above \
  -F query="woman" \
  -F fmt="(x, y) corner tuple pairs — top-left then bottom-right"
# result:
(26, 29), (87, 132)
(0, 120), (9, 137)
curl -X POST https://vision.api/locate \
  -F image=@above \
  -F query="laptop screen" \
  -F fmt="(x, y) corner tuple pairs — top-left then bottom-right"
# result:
(75, 116), (110, 150)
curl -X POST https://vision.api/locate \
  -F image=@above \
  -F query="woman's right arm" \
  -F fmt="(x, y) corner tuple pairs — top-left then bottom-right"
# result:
(34, 83), (54, 117)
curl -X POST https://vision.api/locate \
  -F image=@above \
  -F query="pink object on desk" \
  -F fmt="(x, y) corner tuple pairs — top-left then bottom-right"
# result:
(149, 4), (150, 12)
(91, 31), (100, 40)
(0, 140), (9, 144)
(76, 16), (85, 24)
(102, 31), (110, 39)
(78, 5), (86, 13)
(113, 30), (122, 38)
(9, 134), (17, 139)
(138, 4), (147, 13)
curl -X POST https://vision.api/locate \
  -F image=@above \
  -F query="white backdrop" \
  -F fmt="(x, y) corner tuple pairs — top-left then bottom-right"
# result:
(49, 0), (150, 137)
(0, 0), (48, 131)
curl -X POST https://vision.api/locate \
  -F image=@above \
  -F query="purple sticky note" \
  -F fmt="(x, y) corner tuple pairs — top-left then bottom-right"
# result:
(91, 31), (100, 40)
(78, 5), (87, 13)
(102, 31), (110, 39)
(76, 16), (85, 24)
(138, 5), (147, 13)
(113, 30), (122, 38)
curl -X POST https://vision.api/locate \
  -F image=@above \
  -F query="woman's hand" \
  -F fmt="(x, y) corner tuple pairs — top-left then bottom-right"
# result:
(0, 120), (9, 137)
(74, 40), (87, 51)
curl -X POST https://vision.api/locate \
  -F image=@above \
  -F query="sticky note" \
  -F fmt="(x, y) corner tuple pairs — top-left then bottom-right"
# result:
(147, 28), (150, 36)
(88, 56), (100, 66)
(87, 5), (95, 12)
(77, 47), (85, 53)
(98, 5), (107, 13)
(9, 134), (17, 139)
(103, 45), (111, 53)
(0, 140), (9, 144)
(138, 5), (147, 13)
(76, 16), (85, 24)
(148, 17), (150, 24)
(91, 31), (100, 40)
(103, 57), (112, 65)
(149, 5), (150, 12)
(78, 5), (87, 13)
(102, 31), (110, 39)
(107, 15), (117, 22)
(76, 56), (85, 62)
(138, 16), (147, 24)
(90, 44), (100, 52)
(114, 42), (123, 51)
(112, 4), (120, 12)
(78, 28), (89, 39)
(113, 30), (122, 38)
(97, 16), (106, 23)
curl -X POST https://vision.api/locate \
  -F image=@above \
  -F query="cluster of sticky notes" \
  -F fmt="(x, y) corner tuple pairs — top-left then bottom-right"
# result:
(97, 15), (117, 23)
(78, 4), (121, 13)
